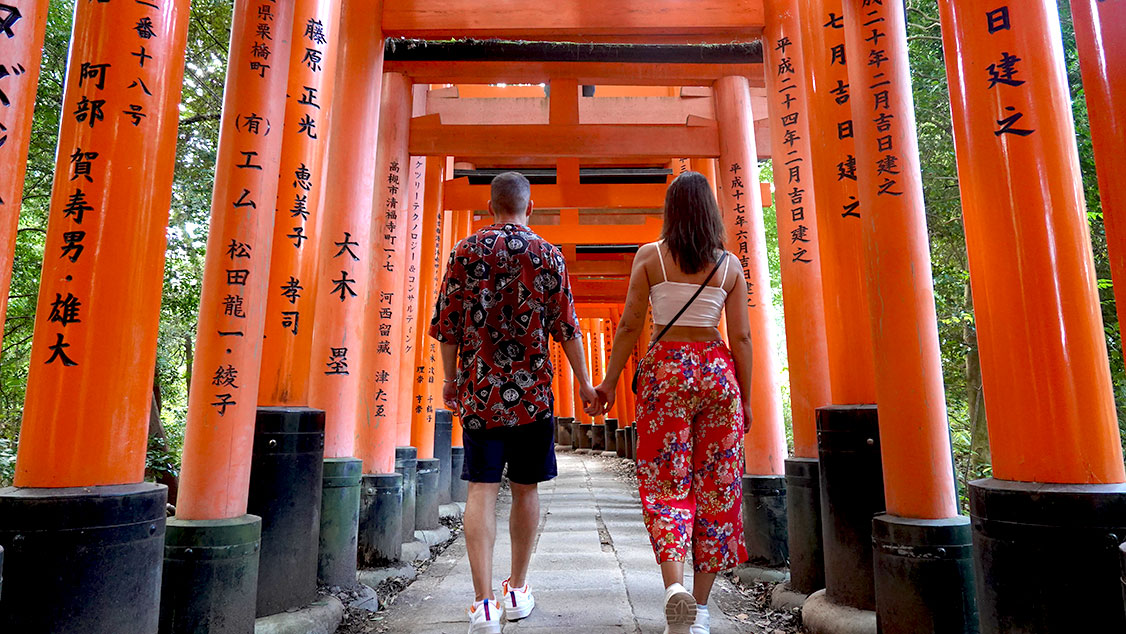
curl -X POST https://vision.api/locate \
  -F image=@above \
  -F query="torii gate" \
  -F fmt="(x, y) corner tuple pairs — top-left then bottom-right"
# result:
(0, 2), (1123, 634)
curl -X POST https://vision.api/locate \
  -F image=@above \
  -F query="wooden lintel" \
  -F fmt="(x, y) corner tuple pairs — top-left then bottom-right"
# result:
(426, 93), (716, 126)
(383, 60), (765, 87)
(410, 119), (720, 159)
(446, 179), (669, 210)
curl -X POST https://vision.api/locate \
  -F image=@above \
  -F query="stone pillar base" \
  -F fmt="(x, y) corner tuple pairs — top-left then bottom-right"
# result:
(358, 473), (402, 567)
(318, 458), (363, 587)
(802, 589), (877, 634)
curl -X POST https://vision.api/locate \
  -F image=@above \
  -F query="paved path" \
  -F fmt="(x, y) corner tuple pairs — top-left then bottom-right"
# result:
(377, 452), (750, 633)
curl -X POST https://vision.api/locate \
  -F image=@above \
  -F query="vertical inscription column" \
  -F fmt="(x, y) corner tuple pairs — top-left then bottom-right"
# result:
(357, 71), (411, 475)
(258, 0), (343, 405)
(714, 75), (788, 476)
(839, 2), (973, 631)
(0, 0), (47, 337)
(0, 0), (189, 631)
(162, 2), (295, 631)
(939, 2), (1126, 631)
(411, 157), (444, 456)
(403, 156), (429, 454)
(800, 0), (877, 404)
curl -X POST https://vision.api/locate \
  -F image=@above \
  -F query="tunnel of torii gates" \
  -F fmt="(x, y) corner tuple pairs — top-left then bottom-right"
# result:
(0, 0), (1124, 633)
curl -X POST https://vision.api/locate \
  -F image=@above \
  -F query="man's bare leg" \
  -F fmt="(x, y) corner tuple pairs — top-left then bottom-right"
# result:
(508, 482), (540, 588)
(465, 481), (502, 602)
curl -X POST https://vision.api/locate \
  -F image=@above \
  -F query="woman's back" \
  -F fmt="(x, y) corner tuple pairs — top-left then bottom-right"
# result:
(640, 240), (735, 341)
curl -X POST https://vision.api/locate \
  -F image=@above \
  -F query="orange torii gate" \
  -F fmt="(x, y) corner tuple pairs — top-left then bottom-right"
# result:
(0, 2), (1124, 633)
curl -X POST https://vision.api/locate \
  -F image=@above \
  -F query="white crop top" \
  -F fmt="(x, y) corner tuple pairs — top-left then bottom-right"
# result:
(649, 242), (730, 328)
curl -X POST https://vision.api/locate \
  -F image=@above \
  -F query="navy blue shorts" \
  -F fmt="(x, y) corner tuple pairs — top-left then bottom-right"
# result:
(461, 417), (558, 484)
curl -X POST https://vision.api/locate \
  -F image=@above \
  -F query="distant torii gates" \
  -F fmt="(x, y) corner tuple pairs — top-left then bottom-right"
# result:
(0, 2), (1124, 634)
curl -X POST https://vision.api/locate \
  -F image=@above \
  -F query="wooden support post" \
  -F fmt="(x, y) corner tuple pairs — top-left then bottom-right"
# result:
(404, 155), (430, 456)
(839, 1), (972, 630)
(356, 72), (411, 474)
(0, 0), (47, 342)
(800, 0), (877, 405)
(309, 0), (386, 459)
(715, 75), (787, 476)
(939, 2), (1126, 629)
(412, 159), (445, 455)
(762, 0), (832, 461)
(1073, 3), (1126, 352)
(258, 0), (343, 407)
(16, 0), (190, 488)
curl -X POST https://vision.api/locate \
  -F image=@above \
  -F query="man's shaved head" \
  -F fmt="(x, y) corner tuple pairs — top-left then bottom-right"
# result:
(490, 171), (531, 218)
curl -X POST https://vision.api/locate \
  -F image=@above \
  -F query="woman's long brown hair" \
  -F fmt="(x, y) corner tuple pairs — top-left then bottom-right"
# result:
(660, 171), (726, 274)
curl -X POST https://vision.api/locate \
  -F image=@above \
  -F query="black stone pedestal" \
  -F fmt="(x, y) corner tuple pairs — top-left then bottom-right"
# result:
(742, 475), (788, 567)
(434, 410), (453, 505)
(785, 457), (825, 595)
(578, 423), (593, 450)
(970, 479), (1126, 633)
(416, 458), (441, 531)
(571, 420), (581, 450)
(318, 457), (362, 587)
(248, 407), (325, 618)
(557, 417), (574, 447)
(450, 447), (468, 503)
(604, 418), (619, 452)
(0, 482), (167, 633)
(358, 473), (402, 566)
(817, 405), (884, 613)
(591, 424), (607, 451)
(394, 446), (418, 542)
(873, 514), (977, 634)
(625, 426), (637, 460)
(160, 514), (262, 634)
(615, 428), (627, 457)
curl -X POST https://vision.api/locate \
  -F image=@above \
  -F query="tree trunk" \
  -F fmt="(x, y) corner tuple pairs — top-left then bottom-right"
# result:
(147, 381), (179, 506)
(184, 334), (194, 399)
(964, 282), (990, 483)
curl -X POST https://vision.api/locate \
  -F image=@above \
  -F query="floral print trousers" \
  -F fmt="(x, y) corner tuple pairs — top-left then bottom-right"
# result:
(634, 340), (748, 573)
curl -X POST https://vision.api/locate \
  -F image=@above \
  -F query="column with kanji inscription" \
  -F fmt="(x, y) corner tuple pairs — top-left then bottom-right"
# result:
(762, 0), (836, 597)
(939, 1), (1125, 631)
(248, 0), (343, 617)
(829, 2), (973, 632)
(160, 2), (295, 632)
(0, 1), (189, 631)
(0, 0), (47, 344)
(305, 0), (384, 589)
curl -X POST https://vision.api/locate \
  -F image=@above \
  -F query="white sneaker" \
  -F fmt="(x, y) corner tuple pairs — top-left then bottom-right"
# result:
(501, 578), (536, 620)
(690, 604), (710, 634)
(467, 597), (502, 634)
(663, 582), (697, 634)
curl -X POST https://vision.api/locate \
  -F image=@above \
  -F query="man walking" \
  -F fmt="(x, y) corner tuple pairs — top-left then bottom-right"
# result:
(430, 172), (598, 634)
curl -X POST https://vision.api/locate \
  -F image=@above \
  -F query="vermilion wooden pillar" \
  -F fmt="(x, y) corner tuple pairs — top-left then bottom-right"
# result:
(309, 0), (385, 463)
(0, 0), (189, 630)
(939, 2), (1126, 631)
(762, 0), (832, 461)
(800, 0), (877, 406)
(306, 0), (384, 588)
(1073, 3), (1126, 344)
(258, 0), (342, 407)
(357, 71), (411, 475)
(404, 156), (432, 457)
(0, 0), (47, 342)
(557, 340), (575, 418)
(411, 158), (445, 455)
(838, 1), (973, 631)
(714, 75), (787, 477)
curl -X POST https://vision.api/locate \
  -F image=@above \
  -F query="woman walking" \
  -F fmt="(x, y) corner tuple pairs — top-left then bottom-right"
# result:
(594, 172), (753, 634)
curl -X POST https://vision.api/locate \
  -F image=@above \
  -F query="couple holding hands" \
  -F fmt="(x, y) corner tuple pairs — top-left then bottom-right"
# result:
(431, 170), (754, 634)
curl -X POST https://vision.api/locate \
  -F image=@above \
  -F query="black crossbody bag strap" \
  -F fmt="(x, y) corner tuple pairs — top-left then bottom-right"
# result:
(631, 252), (728, 394)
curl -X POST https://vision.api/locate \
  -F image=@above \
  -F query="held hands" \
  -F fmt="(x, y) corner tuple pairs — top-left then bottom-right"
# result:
(593, 381), (617, 416)
(742, 400), (753, 434)
(578, 381), (600, 417)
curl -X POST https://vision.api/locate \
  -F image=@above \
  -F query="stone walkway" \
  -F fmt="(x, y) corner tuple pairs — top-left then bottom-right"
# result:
(375, 452), (753, 633)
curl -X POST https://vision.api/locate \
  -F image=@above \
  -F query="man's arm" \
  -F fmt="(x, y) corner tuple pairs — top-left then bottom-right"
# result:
(440, 342), (458, 410)
(561, 335), (598, 416)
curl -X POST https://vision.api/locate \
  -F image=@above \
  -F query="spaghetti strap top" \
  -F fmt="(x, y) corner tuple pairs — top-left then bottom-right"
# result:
(649, 241), (730, 328)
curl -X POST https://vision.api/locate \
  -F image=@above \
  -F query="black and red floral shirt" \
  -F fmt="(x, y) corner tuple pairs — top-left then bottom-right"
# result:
(429, 223), (581, 430)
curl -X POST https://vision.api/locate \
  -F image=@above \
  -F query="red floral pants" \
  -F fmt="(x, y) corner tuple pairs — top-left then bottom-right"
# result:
(634, 340), (747, 573)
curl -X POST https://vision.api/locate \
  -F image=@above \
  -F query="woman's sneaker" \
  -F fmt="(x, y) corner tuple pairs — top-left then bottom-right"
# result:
(690, 603), (710, 634)
(468, 597), (501, 634)
(663, 582), (697, 634)
(501, 578), (536, 620)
